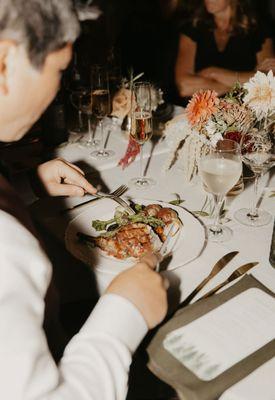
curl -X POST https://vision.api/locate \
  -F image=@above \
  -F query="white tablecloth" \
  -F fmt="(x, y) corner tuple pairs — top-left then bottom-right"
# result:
(34, 123), (275, 400)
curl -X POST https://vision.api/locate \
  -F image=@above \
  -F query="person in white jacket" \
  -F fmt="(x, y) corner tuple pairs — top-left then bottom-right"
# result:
(0, 1), (168, 399)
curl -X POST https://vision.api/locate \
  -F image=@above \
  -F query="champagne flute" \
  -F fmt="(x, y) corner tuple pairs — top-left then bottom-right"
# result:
(199, 139), (242, 242)
(129, 82), (155, 188)
(70, 87), (86, 134)
(78, 88), (99, 147)
(234, 129), (275, 227)
(90, 65), (114, 159)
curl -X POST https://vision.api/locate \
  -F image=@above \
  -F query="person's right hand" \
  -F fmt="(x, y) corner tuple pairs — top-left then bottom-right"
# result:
(106, 253), (168, 329)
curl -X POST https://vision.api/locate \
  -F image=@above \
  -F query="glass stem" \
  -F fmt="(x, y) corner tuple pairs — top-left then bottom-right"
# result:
(211, 194), (224, 234)
(78, 110), (83, 128)
(99, 119), (104, 154)
(140, 144), (144, 178)
(249, 173), (260, 218)
(87, 116), (92, 143)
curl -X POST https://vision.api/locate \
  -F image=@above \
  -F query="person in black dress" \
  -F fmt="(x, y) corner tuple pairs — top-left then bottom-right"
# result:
(175, 0), (274, 99)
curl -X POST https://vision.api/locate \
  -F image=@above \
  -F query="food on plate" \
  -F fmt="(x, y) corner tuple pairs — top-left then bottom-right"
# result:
(77, 202), (182, 260)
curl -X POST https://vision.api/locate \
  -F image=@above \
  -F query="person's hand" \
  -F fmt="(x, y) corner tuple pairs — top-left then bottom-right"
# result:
(106, 253), (168, 329)
(34, 158), (97, 197)
(258, 58), (275, 73)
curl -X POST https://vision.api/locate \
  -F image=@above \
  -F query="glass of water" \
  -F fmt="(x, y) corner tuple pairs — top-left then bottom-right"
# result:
(199, 139), (242, 242)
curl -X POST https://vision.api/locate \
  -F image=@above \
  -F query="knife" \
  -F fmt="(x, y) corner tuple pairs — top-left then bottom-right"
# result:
(175, 251), (239, 311)
(197, 261), (259, 300)
(269, 220), (275, 268)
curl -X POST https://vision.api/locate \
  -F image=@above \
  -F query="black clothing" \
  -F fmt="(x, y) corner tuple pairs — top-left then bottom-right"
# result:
(180, 20), (273, 72)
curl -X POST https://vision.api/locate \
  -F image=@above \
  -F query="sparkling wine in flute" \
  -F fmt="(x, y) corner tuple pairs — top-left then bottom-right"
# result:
(92, 89), (110, 119)
(200, 158), (242, 195)
(131, 111), (153, 144)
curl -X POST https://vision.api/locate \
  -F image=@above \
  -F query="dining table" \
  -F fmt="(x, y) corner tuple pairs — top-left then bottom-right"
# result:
(29, 108), (275, 400)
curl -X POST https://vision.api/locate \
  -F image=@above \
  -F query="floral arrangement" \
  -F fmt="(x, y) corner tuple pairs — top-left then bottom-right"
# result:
(163, 70), (275, 181)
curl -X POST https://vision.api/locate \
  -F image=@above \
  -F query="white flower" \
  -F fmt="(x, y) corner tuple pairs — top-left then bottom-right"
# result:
(162, 113), (192, 170)
(243, 70), (275, 119)
(205, 119), (217, 137)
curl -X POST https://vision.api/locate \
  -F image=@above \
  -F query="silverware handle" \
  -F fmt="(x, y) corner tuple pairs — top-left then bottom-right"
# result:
(177, 277), (210, 307)
(198, 280), (228, 300)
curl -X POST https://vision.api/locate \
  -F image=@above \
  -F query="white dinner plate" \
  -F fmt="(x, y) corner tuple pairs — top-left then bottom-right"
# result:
(65, 198), (206, 274)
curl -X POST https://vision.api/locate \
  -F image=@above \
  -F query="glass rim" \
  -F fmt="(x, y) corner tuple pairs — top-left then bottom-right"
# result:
(133, 81), (151, 87)
(213, 138), (241, 153)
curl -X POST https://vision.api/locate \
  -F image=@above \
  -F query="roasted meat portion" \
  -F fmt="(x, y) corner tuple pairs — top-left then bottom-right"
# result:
(95, 222), (161, 259)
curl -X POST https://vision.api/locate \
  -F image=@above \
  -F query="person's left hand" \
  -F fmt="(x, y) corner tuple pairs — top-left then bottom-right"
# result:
(34, 158), (97, 197)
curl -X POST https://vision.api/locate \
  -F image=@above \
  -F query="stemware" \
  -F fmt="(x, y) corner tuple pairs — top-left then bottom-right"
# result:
(78, 88), (99, 147)
(70, 88), (86, 134)
(129, 82), (155, 188)
(90, 65), (114, 159)
(198, 139), (242, 242)
(234, 129), (274, 227)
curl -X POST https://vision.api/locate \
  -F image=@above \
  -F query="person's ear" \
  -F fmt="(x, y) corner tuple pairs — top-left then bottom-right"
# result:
(0, 41), (15, 95)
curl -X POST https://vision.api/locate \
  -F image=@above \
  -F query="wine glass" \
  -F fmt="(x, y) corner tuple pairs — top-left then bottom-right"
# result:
(198, 139), (242, 242)
(129, 82), (155, 188)
(90, 65), (114, 159)
(78, 88), (99, 147)
(70, 87), (86, 134)
(234, 129), (275, 227)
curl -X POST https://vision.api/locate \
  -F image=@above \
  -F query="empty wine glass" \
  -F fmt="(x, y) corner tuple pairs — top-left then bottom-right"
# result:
(234, 129), (275, 227)
(90, 65), (114, 159)
(78, 88), (99, 148)
(70, 88), (86, 134)
(129, 82), (155, 188)
(199, 139), (242, 242)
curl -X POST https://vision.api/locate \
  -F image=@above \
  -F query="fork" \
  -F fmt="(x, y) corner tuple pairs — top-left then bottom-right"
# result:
(110, 196), (136, 215)
(95, 184), (128, 199)
(156, 223), (176, 272)
(61, 184), (128, 213)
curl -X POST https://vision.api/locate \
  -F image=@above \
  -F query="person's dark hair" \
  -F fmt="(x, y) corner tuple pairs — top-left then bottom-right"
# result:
(193, 0), (257, 34)
(0, 0), (80, 68)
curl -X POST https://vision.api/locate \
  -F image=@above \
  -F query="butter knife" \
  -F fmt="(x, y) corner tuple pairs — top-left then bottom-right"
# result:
(198, 261), (259, 300)
(176, 251), (239, 310)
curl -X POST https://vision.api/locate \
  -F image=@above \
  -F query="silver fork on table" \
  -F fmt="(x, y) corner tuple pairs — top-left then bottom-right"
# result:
(61, 184), (128, 213)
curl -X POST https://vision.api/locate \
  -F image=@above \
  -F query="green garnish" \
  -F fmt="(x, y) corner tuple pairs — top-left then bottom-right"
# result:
(92, 203), (165, 232)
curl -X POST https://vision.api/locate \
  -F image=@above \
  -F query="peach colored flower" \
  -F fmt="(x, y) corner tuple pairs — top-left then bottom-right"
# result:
(186, 90), (219, 128)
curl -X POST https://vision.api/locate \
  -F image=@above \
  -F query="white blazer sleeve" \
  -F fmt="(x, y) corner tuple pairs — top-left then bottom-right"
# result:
(0, 211), (148, 400)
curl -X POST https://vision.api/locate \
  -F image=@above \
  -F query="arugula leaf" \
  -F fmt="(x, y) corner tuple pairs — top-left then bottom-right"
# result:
(169, 199), (185, 206)
(134, 203), (143, 212)
(193, 211), (210, 217)
(169, 193), (185, 206)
